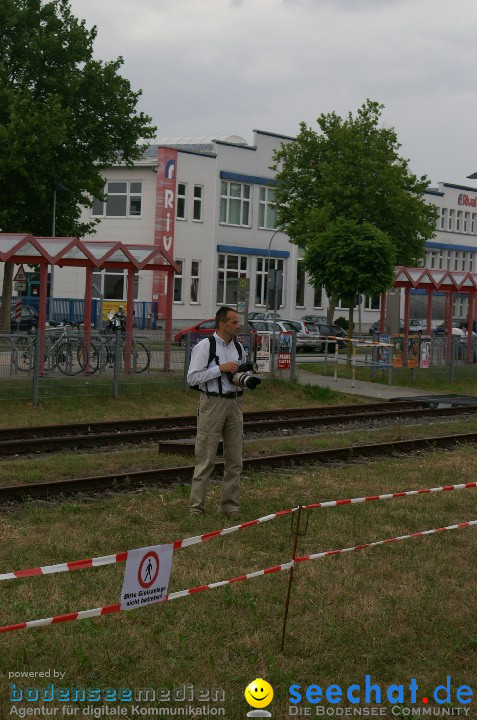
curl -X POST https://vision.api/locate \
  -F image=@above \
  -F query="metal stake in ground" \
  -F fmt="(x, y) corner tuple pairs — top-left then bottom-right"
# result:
(280, 504), (305, 652)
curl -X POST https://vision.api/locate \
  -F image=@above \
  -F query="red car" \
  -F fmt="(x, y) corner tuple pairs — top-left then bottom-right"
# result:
(174, 319), (216, 346)
(175, 319), (259, 347)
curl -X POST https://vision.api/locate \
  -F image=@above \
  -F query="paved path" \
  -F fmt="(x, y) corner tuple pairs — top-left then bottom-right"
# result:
(296, 368), (436, 401)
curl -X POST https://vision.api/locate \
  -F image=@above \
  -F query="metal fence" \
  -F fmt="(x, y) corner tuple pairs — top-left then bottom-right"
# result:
(316, 333), (477, 386)
(0, 328), (186, 403)
(0, 329), (298, 403)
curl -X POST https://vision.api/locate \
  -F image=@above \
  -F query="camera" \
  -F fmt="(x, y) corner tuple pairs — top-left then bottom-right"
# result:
(228, 361), (262, 390)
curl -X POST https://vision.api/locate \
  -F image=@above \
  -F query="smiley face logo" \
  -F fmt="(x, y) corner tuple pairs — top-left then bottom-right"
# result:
(244, 678), (274, 708)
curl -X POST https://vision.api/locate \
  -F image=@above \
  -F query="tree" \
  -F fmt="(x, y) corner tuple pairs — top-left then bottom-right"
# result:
(304, 219), (395, 348)
(272, 100), (437, 321)
(0, 0), (156, 330)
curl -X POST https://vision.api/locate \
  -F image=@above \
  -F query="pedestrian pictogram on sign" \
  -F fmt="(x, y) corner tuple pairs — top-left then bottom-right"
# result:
(120, 544), (173, 611)
(138, 551), (160, 588)
(13, 265), (27, 283)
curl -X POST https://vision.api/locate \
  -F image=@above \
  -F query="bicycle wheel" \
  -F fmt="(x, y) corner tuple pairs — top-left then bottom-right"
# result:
(124, 342), (150, 373)
(14, 337), (33, 372)
(55, 340), (87, 375)
(86, 340), (102, 374)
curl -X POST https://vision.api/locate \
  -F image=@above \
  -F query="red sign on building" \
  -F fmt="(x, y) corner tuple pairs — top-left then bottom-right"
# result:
(152, 147), (178, 316)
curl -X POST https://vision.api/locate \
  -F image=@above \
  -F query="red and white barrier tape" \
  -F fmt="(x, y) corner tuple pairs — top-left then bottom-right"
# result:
(294, 519), (477, 564)
(1, 518), (476, 634)
(0, 562), (294, 633)
(2, 481), (476, 583)
(0, 510), (294, 582)
(303, 481), (477, 511)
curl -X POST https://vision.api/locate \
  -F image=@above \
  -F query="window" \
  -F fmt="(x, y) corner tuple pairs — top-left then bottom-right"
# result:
(448, 209), (454, 231)
(464, 212), (470, 233)
(190, 261), (200, 303)
(92, 181), (142, 218)
(176, 183), (187, 220)
(454, 251), (460, 271)
(217, 254), (248, 304)
(92, 270), (138, 300)
(313, 286), (323, 309)
(193, 186), (203, 222)
(472, 214), (477, 234)
(462, 252), (467, 271)
(255, 257), (284, 307)
(337, 297), (349, 310)
(295, 259), (305, 307)
(365, 295), (381, 310)
(429, 250), (437, 269)
(174, 260), (184, 303)
(258, 187), (277, 229)
(438, 251), (443, 269)
(446, 251), (451, 270)
(457, 211), (462, 232)
(220, 181), (251, 226)
(440, 208), (447, 230)
(470, 254), (474, 272)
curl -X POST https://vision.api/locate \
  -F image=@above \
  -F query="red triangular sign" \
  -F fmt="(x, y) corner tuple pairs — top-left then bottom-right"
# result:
(13, 265), (27, 282)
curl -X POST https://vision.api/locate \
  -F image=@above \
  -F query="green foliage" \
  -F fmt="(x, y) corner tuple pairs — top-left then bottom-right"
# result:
(334, 316), (349, 331)
(272, 100), (437, 266)
(304, 218), (395, 306)
(0, 0), (156, 238)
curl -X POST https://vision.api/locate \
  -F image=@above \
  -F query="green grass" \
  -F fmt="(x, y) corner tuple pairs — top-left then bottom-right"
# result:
(299, 362), (477, 394)
(0, 378), (361, 428)
(1, 446), (477, 716)
(2, 414), (477, 488)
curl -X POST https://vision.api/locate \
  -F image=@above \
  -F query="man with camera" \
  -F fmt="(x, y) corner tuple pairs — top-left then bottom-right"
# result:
(187, 306), (260, 518)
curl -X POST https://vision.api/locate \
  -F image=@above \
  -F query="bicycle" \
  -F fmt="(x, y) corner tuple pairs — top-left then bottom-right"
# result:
(10, 334), (34, 372)
(89, 312), (150, 374)
(12, 323), (91, 376)
(47, 324), (90, 375)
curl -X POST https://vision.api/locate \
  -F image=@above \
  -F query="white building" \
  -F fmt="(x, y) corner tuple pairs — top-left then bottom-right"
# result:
(420, 182), (477, 320)
(5, 131), (477, 329)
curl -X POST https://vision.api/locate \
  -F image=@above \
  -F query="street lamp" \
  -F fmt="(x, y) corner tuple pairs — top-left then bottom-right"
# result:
(49, 182), (68, 322)
(265, 228), (286, 376)
(265, 228), (286, 312)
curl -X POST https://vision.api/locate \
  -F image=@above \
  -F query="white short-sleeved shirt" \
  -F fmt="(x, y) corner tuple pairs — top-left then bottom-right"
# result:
(187, 332), (244, 394)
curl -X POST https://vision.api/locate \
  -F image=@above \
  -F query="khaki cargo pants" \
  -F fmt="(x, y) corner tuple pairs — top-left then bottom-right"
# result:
(189, 393), (243, 514)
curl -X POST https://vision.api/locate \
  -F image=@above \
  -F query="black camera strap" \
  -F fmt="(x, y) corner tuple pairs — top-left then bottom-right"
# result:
(192, 335), (243, 396)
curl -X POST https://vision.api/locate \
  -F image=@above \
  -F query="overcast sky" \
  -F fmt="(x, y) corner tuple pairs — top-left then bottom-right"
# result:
(69, 0), (477, 187)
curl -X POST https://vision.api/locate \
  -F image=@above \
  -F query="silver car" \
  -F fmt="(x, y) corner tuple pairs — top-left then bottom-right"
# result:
(251, 319), (323, 351)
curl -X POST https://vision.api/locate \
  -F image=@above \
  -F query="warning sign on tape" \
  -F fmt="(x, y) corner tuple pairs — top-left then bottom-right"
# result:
(1, 518), (476, 633)
(120, 544), (173, 611)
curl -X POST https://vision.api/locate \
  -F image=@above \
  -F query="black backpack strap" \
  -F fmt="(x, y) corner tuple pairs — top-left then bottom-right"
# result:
(233, 339), (244, 363)
(206, 335), (223, 396)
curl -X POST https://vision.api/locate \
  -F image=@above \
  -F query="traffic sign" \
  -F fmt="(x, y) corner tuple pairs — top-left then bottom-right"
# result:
(120, 543), (173, 611)
(13, 265), (27, 283)
(14, 283), (26, 293)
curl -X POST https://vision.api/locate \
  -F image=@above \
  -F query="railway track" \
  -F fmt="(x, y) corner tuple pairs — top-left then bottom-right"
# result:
(1, 401), (477, 457)
(1, 429), (477, 503)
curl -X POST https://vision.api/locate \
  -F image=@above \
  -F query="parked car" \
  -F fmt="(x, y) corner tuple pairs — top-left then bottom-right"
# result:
(5, 304), (39, 332)
(314, 324), (348, 352)
(248, 311), (282, 320)
(300, 314), (327, 324)
(433, 320), (463, 336)
(174, 319), (216, 346)
(251, 319), (345, 353)
(175, 319), (259, 347)
(369, 319), (432, 335)
(329, 324), (347, 339)
(279, 319), (324, 352)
